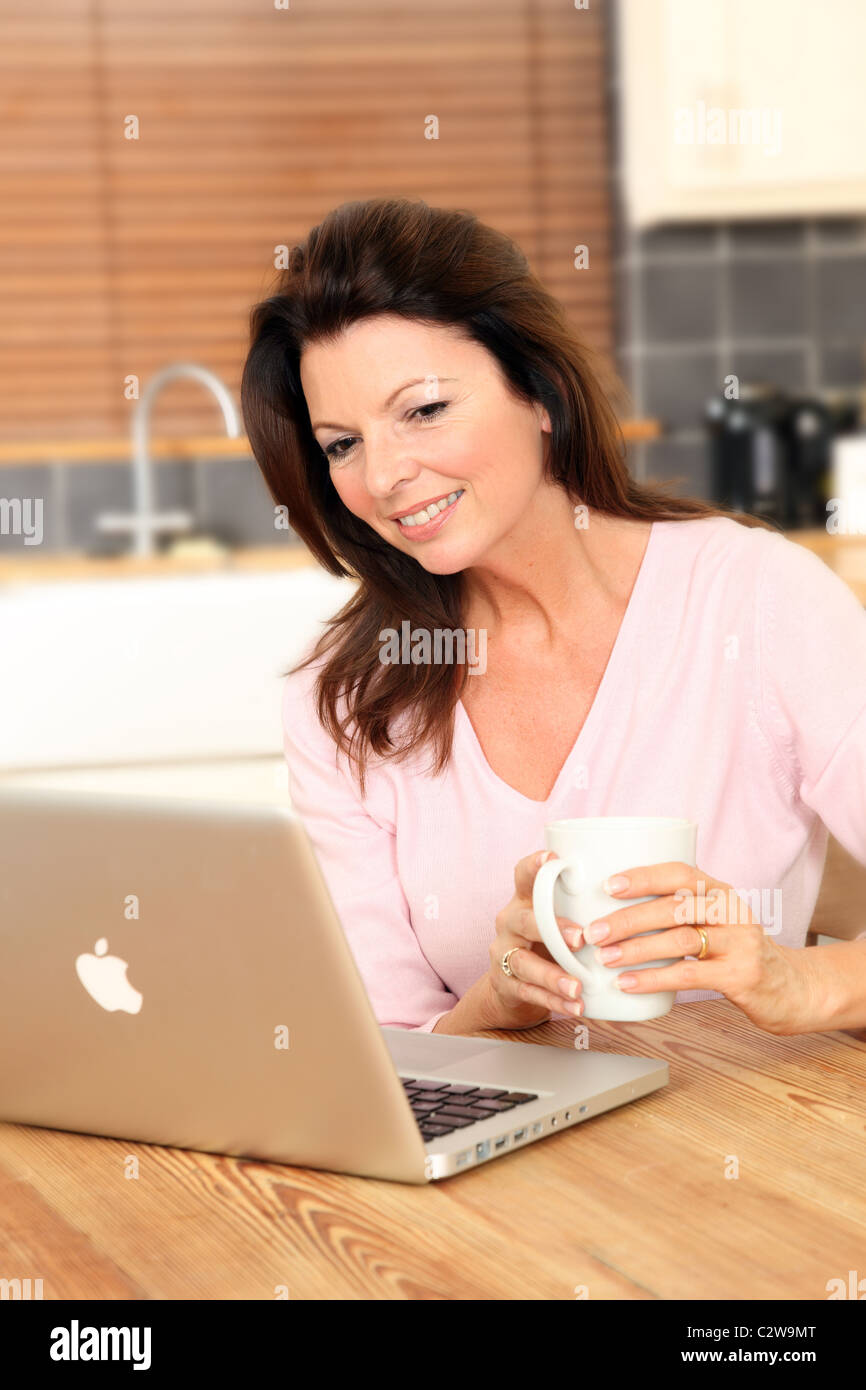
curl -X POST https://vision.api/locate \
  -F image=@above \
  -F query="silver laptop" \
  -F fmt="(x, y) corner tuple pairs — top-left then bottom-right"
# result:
(0, 787), (668, 1183)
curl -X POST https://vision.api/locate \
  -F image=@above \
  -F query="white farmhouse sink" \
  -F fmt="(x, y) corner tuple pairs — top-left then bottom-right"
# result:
(0, 565), (356, 770)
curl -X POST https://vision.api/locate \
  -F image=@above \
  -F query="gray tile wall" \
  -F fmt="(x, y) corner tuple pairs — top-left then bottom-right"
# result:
(604, 1), (866, 500)
(0, 453), (299, 555)
(617, 219), (866, 497)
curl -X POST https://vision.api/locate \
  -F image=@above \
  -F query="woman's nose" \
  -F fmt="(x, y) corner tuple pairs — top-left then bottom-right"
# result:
(362, 436), (422, 498)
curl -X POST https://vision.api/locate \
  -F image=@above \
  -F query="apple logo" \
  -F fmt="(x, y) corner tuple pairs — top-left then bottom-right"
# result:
(74, 938), (143, 1015)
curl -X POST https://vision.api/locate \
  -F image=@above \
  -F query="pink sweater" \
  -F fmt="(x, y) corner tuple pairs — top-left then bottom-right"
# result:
(281, 515), (866, 1032)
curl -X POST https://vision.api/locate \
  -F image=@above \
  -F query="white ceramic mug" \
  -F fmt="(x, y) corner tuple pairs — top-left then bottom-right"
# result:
(532, 816), (698, 1021)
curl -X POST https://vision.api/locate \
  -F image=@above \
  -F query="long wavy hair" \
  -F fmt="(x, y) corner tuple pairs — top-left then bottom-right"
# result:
(241, 196), (776, 794)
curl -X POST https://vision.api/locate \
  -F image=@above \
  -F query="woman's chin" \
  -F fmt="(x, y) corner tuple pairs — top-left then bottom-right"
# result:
(402, 538), (478, 575)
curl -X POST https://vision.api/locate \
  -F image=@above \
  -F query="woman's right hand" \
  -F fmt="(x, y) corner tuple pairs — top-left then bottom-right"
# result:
(483, 849), (585, 1030)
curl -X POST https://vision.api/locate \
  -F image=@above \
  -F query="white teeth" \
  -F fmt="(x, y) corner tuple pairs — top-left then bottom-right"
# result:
(397, 489), (463, 527)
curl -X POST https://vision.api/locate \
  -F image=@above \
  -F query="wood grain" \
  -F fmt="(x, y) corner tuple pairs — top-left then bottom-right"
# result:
(1, 999), (864, 1300)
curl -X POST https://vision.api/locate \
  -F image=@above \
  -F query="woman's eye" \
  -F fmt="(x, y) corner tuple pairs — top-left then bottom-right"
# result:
(410, 400), (448, 422)
(321, 401), (447, 464)
(323, 436), (356, 464)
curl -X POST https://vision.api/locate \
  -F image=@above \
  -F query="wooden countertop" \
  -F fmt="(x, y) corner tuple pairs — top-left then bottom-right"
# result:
(0, 542), (323, 584)
(0, 435), (258, 465)
(1, 999), (863, 1299)
(785, 527), (866, 603)
(3, 526), (866, 602)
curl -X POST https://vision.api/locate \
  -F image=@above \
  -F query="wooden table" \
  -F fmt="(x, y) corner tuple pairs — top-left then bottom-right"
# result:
(1, 999), (863, 1300)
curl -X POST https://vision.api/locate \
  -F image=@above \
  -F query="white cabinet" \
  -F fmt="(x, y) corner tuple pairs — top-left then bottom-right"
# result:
(619, 0), (866, 226)
(0, 566), (355, 769)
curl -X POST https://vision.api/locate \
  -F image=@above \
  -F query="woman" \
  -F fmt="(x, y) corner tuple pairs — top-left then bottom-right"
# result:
(241, 196), (866, 1038)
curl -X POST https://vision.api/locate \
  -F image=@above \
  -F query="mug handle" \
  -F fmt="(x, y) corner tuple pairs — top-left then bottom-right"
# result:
(532, 858), (595, 988)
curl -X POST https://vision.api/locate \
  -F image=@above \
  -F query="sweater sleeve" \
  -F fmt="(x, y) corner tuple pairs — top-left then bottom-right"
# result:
(281, 666), (457, 1033)
(756, 532), (866, 865)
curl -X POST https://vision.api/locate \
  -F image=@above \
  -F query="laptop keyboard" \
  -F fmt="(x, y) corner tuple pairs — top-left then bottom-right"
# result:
(400, 1077), (539, 1142)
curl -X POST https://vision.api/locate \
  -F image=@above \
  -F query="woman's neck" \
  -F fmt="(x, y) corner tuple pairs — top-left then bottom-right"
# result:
(461, 500), (650, 649)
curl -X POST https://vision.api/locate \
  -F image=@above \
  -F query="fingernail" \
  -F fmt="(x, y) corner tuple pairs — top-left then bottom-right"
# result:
(563, 926), (584, 948)
(604, 874), (629, 893)
(616, 973), (638, 990)
(585, 921), (609, 943)
(559, 977), (581, 999)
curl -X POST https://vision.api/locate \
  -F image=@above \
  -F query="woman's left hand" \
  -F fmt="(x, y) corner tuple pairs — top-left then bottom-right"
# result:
(564, 862), (820, 1036)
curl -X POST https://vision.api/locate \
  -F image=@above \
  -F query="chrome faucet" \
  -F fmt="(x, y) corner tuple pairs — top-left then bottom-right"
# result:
(97, 363), (241, 557)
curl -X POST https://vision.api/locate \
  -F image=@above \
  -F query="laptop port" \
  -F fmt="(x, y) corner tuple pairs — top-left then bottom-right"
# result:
(494, 1135), (509, 1150)
(456, 1150), (471, 1167)
(513, 1128), (526, 1142)
(476, 1140), (491, 1160)
(532, 1122), (543, 1135)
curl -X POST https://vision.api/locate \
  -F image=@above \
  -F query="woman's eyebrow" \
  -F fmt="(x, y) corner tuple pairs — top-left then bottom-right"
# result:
(311, 376), (458, 432)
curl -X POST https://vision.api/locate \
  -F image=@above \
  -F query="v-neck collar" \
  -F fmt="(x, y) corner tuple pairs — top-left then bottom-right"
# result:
(456, 519), (659, 807)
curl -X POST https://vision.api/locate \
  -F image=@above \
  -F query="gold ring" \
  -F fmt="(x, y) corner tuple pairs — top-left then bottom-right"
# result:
(500, 947), (521, 977)
(694, 926), (709, 960)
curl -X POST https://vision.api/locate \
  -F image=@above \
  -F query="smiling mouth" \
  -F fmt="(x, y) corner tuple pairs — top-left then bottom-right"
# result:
(394, 489), (464, 527)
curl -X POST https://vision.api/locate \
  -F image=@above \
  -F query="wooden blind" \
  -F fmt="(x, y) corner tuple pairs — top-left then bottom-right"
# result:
(0, 0), (615, 445)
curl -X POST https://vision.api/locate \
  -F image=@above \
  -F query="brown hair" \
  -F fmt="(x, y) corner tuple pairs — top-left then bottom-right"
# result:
(241, 196), (778, 793)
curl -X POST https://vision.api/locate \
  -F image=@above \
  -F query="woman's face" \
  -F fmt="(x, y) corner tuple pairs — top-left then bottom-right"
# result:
(301, 314), (551, 576)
